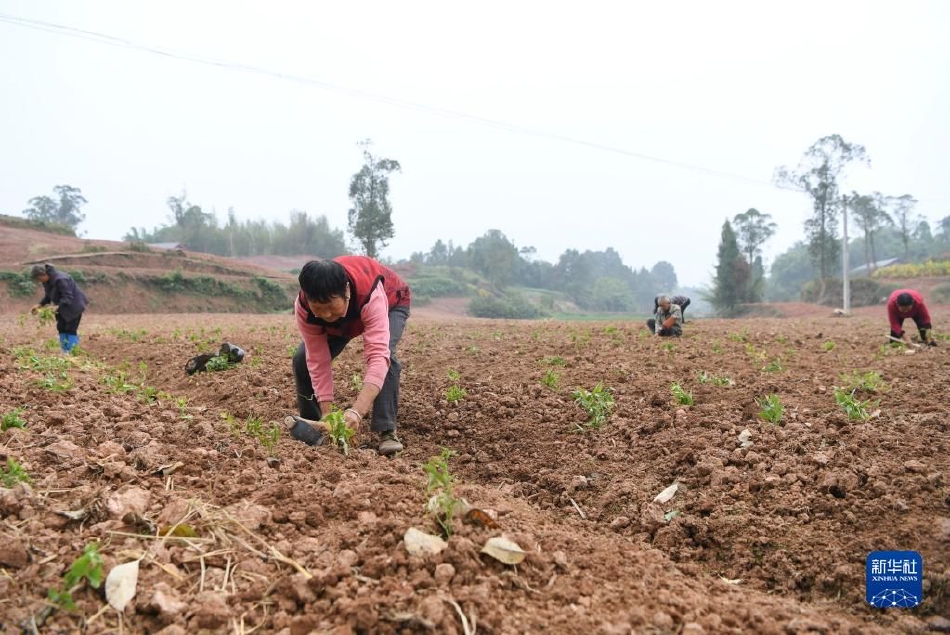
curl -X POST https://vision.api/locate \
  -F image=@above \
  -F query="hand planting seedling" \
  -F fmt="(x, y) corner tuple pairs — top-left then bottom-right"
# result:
(834, 387), (875, 421)
(423, 448), (463, 537)
(34, 306), (56, 327)
(47, 542), (104, 610)
(571, 382), (614, 431)
(323, 408), (356, 455)
(671, 382), (694, 406)
(2, 458), (32, 487)
(756, 394), (784, 424)
(541, 368), (559, 390)
(1, 407), (27, 431)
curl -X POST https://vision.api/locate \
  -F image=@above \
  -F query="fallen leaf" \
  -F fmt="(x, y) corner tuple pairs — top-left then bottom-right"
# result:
(481, 536), (526, 565)
(154, 462), (184, 477)
(465, 508), (499, 528)
(159, 524), (199, 538)
(719, 576), (742, 585)
(870, 409), (881, 419)
(56, 509), (88, 521)
(653, 482), (679, 503)
(663, 510), (681, 522)
(105, 560), (140, 611)
(404, 527), (447, 556)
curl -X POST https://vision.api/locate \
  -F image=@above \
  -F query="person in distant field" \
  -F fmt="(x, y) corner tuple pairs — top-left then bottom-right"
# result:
(655, 294), (691, 323)
(30, 263), (88, 354)
(887, 289), (936, 347)
(647, 294), (683, 337)
(290, 256), (411, 456)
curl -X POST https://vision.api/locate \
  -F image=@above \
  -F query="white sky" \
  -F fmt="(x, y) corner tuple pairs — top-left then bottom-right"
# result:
(1, 0), (948, 286)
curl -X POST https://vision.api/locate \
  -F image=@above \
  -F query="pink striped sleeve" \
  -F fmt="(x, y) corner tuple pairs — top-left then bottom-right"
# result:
(360, 285), (392, 389)
(295, 297), (334, 402)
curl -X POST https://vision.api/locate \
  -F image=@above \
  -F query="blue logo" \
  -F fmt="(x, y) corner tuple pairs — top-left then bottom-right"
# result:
(866, 551), (923, 608)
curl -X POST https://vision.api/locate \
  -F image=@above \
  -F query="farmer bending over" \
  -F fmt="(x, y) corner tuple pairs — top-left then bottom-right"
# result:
(290, 256), (411, 455)
(30, 263), (88, 354)
(887, 289), (936, 347)
(654, 294), (691, 323)
(647, 294), (683, 337)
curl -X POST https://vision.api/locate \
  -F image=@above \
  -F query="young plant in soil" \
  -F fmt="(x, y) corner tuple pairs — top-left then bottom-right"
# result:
(351, 372), (362, 392)
(205, 355), (235, 372)
(762, 358), (785, 373)
(445, 385), (467, 404)
(539, 355), (566, 367)
(446, 368), (461, 382)
(670, 382), (694, 406)
(423, 448), (462, 538)
(661, 342), (675, 353)
(2, 458), (32, 487)
(245, 417), (281, 456)
(47, 542), (104, 610)
(1, 407), (27, 431)
(834, 388), (874, 421)
(756, 394), (784, 424)
(822, 341), (836, 352)
(571, 383), (614, 431)
(697, 371), (732, 386)
(323, 409), (356, 455)
(34, 306), (56, 327)
(541, 369), (559, 391)
(839, 370), (887, 393)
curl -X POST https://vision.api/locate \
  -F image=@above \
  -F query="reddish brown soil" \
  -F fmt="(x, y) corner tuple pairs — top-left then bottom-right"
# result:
(1, 311), (948, 633)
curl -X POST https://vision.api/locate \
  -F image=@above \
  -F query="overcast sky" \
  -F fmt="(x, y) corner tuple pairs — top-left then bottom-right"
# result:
(1, 1), (948, 286)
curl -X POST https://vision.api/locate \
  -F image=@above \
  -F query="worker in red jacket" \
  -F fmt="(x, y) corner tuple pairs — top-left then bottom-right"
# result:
(289, 256), (411, 455)
(887, 289), (936, 347)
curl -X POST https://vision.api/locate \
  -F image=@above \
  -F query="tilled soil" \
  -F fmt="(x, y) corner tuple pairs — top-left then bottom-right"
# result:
(1, 311), (948, 634)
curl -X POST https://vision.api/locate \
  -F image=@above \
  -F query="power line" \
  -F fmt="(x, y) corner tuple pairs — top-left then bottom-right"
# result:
(0, 11), (792, 190)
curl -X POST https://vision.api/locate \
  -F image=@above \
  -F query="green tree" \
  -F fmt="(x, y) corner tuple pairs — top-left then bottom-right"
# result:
(591, 277), (633, 311)
(709, 220), (746, 315)
(650, 261), (678, 292)
(732, 208), (776, 267)
(887, 194), (918, 260)
(850, 192), (891, 273)
(775, 135), (869, 299)
(347, 140), (401, 258)
(766, 241), (815, 301)
(468, 229), (518, 288)
(22, 185), (87, 230)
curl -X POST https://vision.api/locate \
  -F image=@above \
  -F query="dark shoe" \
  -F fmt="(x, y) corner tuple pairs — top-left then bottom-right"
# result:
(286, 415), (326, 446)
(378, 431), (403, 456)
(927, 340), (937, 347)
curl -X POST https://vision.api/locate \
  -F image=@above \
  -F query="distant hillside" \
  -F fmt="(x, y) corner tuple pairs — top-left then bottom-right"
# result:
(0, 223), (297, 314)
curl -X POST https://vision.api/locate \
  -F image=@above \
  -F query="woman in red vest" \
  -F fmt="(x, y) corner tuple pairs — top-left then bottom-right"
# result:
(289, 256), (411, 455)
(887, 289), (936, 347)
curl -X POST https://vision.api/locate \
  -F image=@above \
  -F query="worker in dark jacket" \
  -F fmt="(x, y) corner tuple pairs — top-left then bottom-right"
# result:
(30, 263), (88, 353)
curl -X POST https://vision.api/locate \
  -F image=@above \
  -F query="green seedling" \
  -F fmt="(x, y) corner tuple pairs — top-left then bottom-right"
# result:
(423, 448), (462, 537)
(541, 368), (560, 390)
(711, 341), (724, 354)
(2, 458), (32, 487)
(446, 368), (461, 382)
(834, 387), (875, 421)
(756, 394), (784, 424)
(323, 409), (356, 455)
(762, 358), (785, 373)
(727, 330), (749, 342)
(839, 370), (887, 393)
(245, 417), (281, 455)
(445, 385), (467, 404)
(351, 372), (363, 392)
(35, 306), (56, 327)
(138, 385), (160, 404)
(571, 382), (614, 431)
(671, 382), (694, 406)
(697, 371), (732, 386)
(661, 342), (675, 352)
(39, 372), (73, 392)
(467, 345), (480, 354)
(175, 397), (193, 420)
(540, 355), (566, 366)
(47, 542), (104, 610)
(822, 341), (836, 352)
(1, 408), (27, 431)
(102, 370), (136, 394)
(287, 344), (298, 358)
(205, 356), (234, 372)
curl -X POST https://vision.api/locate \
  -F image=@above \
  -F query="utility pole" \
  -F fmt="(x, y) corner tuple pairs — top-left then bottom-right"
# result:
(842, 196), (850, 315)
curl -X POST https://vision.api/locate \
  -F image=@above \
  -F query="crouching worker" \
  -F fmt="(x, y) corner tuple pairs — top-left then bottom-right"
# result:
(887, 289), (936, 347)
(289, 256), (411, 456)
(654, 294), (691, 323)
(647, 294), (683, 337)
(30, 263), (88, 354)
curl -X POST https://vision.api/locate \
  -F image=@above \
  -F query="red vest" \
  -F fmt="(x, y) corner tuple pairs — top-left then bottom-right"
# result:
(298, 256), (410, 339)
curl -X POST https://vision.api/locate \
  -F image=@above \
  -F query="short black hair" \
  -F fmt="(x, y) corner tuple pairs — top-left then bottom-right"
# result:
(298, 260), (347, 303)
(896, 292), (914, 307)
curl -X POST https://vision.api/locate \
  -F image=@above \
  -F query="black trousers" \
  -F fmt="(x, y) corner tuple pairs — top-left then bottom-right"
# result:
(646, 318), (682, 337)
(56, 313), (82, 335)
(890, 316), (932, 340)
(292, 306), (409, 433)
